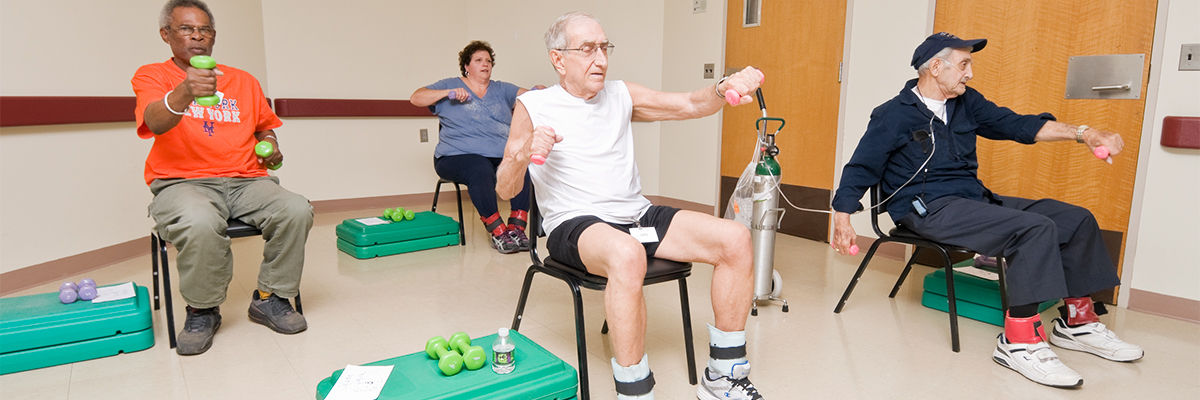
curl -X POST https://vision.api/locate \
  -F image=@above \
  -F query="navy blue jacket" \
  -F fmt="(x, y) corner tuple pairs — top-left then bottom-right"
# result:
(832, 79), (1054, 223)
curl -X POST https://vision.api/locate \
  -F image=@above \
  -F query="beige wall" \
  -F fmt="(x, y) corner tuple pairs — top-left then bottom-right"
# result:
(837, 0), (936, 237)
(1124, 0), (1200, 303)
(0, 0), (674, 274)
(0, 0), (268, 273)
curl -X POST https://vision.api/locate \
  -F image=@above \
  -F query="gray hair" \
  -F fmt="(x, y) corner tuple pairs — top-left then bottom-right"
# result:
(916, 47), (955, 76)
(544, 12), (599, 51)
(160, 0), (215, 29)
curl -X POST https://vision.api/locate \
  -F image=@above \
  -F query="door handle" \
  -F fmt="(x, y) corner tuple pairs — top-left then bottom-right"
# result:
(1091, 84), (1131, 91)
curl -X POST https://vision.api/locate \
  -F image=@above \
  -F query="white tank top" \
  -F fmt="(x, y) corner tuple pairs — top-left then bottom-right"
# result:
(517, 81), (652, 235)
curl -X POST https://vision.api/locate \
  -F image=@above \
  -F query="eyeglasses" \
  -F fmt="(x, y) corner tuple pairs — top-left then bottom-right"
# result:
(173, 25), (215, 38)
(556, 41), (615, 57)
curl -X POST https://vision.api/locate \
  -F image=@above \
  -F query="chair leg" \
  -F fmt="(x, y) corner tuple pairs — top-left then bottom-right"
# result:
(432, 180), (443, 212)
(294, 291), (303, 314)
(601, 320), (608, 334)
(161, 242), (177, 349)
(834, 240), (884, 313)
(453, 183), (466, 246)
(888, 247), (924, 298)
(566, 280), (591, 400)
(997, 256), (1009, 311)
(678, 278), (697, 385)
(938, 249), (960, 353)
(510, 266), (539, 331)
(151, 234), (161, 311)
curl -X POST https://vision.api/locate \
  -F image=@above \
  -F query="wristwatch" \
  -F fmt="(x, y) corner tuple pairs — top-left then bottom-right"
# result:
(1076, 125), (1089, 144)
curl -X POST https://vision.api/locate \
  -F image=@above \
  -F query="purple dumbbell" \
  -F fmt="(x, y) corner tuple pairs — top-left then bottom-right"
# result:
(59, 288), (79, 304)
(78, 285), (99, 301)
(60, 281), (79, 292)
(79, 278), (96, 288)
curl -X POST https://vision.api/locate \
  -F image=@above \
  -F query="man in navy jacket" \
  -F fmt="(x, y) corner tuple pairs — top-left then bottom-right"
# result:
(831, 32), (1142, 388)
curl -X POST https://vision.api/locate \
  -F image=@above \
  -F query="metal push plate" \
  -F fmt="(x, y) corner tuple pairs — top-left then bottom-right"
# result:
(1064, 54), (1145, 100)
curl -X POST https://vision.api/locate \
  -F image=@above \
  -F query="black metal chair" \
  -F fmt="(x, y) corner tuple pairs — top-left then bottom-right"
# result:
(510, 193), (698, 399)
(151, 218), (302, 349)
(833, 185), (1007, 352)
(431, 178), (467, 246)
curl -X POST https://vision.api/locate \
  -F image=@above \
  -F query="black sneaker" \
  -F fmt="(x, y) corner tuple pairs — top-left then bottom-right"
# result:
(491, 232), (521, 254)
(248, 290), (307, 334)
(507, 229), (531, 252)
(177, 306), (221, 356)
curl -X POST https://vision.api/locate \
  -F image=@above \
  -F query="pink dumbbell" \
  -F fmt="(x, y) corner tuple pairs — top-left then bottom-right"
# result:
(723, 69), (766, 106)
(1094, 146), (1109, 159)
(530, 154), (546, 165)
(849, 245), (859, 256)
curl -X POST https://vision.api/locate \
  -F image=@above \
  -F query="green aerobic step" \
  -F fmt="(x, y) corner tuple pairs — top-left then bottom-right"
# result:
(0, 285), (154, 374)
(922, 265), (1058, 326)
(335, 211), (460, 259)
(316, 329), (577, 400)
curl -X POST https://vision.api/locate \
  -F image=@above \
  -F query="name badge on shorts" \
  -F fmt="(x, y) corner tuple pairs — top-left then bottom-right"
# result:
(630, 227), (659, 243)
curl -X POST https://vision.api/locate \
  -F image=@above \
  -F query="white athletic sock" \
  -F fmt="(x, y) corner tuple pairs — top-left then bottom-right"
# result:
(612, 354), (654, 400)
(707, 324), (749, 378)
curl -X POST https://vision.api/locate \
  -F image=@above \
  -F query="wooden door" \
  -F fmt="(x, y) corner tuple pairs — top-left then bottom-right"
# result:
(935, 0), (1159, 303)
(720, 0), (847, 241)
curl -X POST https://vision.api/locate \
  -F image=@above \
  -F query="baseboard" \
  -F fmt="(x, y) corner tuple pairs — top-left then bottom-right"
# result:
(0, 191), (464, 297)
(644, 195), (714, 214)
(856, 235), (908, 262)
(1127, 288), (1200, 324)
(0, 237), (147, 296)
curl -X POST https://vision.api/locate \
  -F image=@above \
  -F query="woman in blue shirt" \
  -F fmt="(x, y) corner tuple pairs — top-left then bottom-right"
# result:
(412, 41), (543, 254)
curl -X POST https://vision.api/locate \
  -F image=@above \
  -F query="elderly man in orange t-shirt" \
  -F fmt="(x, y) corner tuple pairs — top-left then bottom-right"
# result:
(133, 0), (312, 356)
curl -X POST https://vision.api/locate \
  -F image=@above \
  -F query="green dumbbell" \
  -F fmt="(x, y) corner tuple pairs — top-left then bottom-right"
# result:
(403, 209), (415, 221)
(188, 55), (221, 106)
(386, 207), (405, 222)
(448, 333), (487, 371)
(254, 141), (281, 170)
(424, 336), (464, 376)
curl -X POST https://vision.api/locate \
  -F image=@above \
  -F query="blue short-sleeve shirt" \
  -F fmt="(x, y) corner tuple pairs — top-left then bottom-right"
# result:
(425, 77), (520, 158)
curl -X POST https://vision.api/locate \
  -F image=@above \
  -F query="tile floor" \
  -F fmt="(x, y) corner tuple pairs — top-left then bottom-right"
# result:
(2, 200), (1197, 399)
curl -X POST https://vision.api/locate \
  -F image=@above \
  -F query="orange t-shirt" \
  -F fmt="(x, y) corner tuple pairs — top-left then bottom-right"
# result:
(133, 59), (283, 185)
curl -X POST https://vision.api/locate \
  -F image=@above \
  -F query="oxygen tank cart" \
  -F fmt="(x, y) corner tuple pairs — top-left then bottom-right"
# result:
(749, 89), (788, 316)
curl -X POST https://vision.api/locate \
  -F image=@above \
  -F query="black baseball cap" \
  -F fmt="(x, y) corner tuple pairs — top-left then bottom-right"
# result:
(910, 32), (987, 70)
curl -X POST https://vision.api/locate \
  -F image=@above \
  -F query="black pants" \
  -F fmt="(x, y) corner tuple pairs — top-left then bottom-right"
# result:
(897, 195), (1119, 307)
(434, 154), (530, 218)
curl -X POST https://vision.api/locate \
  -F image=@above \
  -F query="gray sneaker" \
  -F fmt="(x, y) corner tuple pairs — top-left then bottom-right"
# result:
(491, 232), (521, 254)
(248, 290), (307, 334)
(177, 306), (221, 356)
(507, 229), (531, 252)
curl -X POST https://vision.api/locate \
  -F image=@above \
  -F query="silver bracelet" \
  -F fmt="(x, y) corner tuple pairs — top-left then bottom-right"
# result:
(163, 90), (188, 116)
(714, 77), (729, 98)
(1075, 125), (1089, 144)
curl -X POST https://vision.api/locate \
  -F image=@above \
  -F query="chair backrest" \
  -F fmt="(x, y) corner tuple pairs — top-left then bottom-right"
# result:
(868, 184), (888, 238)
(527, 187), (545, 266)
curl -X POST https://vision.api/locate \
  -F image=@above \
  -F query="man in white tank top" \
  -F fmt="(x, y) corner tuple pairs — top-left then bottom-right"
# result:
(497, 12), (768, 400)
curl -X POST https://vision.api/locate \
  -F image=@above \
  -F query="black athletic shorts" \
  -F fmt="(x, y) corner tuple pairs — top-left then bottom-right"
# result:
(546, 205), (681, 271)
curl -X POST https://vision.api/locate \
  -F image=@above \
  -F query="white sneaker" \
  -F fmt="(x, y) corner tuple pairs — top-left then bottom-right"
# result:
(993, 334), (1083, 388)
(697, 367), (763, 400)
(1049, 318), (1144, 362)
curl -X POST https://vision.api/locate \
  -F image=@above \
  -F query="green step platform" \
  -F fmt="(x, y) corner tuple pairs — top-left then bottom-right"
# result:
(336, 211), (460, 259)
(922, 262), (1058, 326)
(1, 284), (154, 375)
(316, 330), (577, 400)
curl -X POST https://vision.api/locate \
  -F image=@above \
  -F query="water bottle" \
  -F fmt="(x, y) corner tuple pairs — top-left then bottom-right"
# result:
(492, 327), (516, 374)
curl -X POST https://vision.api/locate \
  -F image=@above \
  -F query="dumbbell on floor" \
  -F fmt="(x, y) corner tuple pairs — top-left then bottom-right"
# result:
(425, 336), (465, 376)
